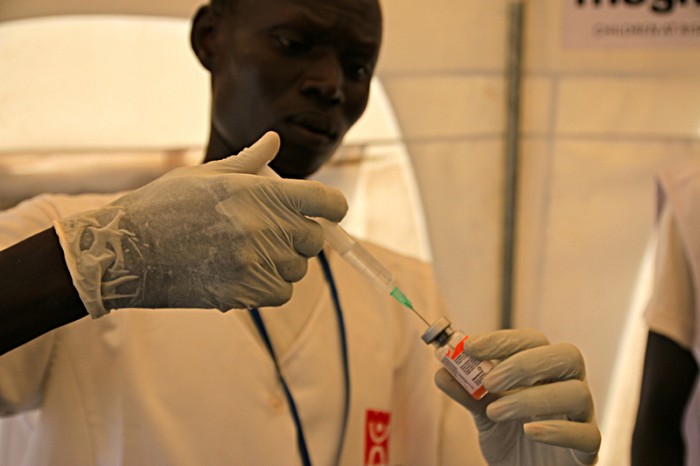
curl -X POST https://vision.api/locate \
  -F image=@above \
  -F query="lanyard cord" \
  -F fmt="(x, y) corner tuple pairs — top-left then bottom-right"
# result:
(248, 251), (350, 466)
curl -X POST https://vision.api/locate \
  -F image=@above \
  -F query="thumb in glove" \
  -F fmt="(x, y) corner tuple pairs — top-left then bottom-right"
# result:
(54, 132), (347, 317)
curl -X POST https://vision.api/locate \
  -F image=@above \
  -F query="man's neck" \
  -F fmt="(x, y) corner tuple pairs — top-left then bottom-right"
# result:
(202, 129), (244, 164)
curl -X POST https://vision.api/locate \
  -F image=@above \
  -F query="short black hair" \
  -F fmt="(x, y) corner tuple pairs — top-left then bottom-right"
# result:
(210, 0), (237, 15)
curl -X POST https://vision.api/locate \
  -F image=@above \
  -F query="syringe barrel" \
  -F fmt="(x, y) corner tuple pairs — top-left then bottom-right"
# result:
(258, 164), (395, 294)
(317, 218), (394, 293)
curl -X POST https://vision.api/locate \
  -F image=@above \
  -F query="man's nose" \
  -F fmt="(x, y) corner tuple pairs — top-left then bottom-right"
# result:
(300, 53), (345, 105)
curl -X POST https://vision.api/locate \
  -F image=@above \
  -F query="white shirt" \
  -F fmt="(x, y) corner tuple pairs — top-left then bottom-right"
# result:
(645, 204), (695, 351)
(646, 160), (700, 466)
(0, 192), (483, 466)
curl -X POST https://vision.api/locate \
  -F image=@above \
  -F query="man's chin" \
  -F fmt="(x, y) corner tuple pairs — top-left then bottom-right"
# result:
(269, 145), (335, 180)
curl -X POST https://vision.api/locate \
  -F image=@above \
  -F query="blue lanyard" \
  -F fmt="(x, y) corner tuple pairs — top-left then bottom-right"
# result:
(248, 251), (350, 466)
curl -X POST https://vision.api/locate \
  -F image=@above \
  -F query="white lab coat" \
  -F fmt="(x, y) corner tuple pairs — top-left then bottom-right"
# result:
(645, 160), (700, 466)
(0, 193), (484, 466)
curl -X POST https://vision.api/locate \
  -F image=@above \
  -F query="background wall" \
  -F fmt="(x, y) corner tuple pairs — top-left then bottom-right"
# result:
(2, 1), (700, 464)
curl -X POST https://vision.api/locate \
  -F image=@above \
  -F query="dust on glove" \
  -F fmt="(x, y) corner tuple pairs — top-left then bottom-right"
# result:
(55, 132), (347, 317)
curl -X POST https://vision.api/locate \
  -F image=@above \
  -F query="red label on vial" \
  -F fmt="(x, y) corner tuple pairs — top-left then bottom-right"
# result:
(441, 334), (491, 400)
(447, 336), (468, 360)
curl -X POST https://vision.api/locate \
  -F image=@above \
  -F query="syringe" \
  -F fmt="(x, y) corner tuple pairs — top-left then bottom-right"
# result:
(258, 164), (428, 325)
(315, 214), (430, 326)
(250, 135), (491, 399)
(314, 212), (495, 400)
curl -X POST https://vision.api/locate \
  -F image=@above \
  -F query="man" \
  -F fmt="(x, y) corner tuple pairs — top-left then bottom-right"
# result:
(0, 0), (600, 464)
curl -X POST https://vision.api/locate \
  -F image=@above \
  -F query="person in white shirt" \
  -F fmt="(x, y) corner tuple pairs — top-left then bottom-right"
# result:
(632, 160), (700, 466)
(0, 0), (601, 464)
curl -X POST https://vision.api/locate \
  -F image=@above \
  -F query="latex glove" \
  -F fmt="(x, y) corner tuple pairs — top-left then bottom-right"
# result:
(435, 329), (601, 466)
(54, 132), (347, 318)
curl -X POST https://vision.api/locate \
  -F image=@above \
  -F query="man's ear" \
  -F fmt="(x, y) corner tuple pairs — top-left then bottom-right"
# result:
(190, 6), (218, 71)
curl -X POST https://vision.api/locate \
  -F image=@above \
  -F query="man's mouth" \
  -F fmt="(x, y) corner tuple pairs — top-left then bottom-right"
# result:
(287, 113), (339, 142)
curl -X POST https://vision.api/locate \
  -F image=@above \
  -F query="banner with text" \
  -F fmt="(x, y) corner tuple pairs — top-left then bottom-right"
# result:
(562, 0), (700, 48)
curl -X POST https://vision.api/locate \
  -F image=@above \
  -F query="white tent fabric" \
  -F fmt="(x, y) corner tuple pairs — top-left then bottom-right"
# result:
(598, 234), (656, 465)
(0, 15), (431, 260)
(2, 2), (700, 465)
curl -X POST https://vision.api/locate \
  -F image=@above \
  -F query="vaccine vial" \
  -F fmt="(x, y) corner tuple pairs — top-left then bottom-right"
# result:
(421, 317), (494, 400)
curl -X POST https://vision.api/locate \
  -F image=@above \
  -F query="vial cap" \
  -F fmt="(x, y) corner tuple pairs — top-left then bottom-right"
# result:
(421, 317), (453, 345)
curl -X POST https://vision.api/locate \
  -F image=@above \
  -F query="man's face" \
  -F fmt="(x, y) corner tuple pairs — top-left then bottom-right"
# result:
(202, 0), (382, 179)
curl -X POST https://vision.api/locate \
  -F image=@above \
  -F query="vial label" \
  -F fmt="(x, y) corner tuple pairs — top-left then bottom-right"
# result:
(438, 335), (494, 400)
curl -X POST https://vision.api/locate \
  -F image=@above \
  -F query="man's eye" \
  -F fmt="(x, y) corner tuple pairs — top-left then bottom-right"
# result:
(275, 34), (310, 54)
(346, 63), (372, 81)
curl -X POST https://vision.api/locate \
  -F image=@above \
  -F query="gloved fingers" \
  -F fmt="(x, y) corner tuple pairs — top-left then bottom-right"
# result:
(250, 232), (308, 286)
(464, 328), (549, 361)
(435, 367), (483, 412)
(275, 255), (309, 283)
(208, 264), (294, 310)
(572, 446), (600, 466)
(434, 368), (498, 431)
(523, 419), (601, 464)
(486, 379), (594, 423)
(483, 342), (586, 392)
(205, 131), (281, 175)
(291, 218), (326, 258)
(243, 261), (294, 308)
(274, 178), (348, 223)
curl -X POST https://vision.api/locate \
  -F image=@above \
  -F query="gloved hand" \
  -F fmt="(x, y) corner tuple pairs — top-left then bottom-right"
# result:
(54, 131), (347, 318)
(435, 329), (601, 466)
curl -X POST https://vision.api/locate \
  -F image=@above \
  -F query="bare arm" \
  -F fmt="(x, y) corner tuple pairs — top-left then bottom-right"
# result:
(0, 228), (88, 356)
(632, 330), (699, 465)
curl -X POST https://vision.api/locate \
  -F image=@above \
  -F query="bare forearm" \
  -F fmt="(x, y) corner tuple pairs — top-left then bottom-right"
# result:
(0, 228), (88, 355)
(632, 331), (699, 465)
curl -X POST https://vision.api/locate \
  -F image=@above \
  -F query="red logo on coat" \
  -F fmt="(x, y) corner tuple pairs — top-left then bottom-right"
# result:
(364, 409), (391, 465)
